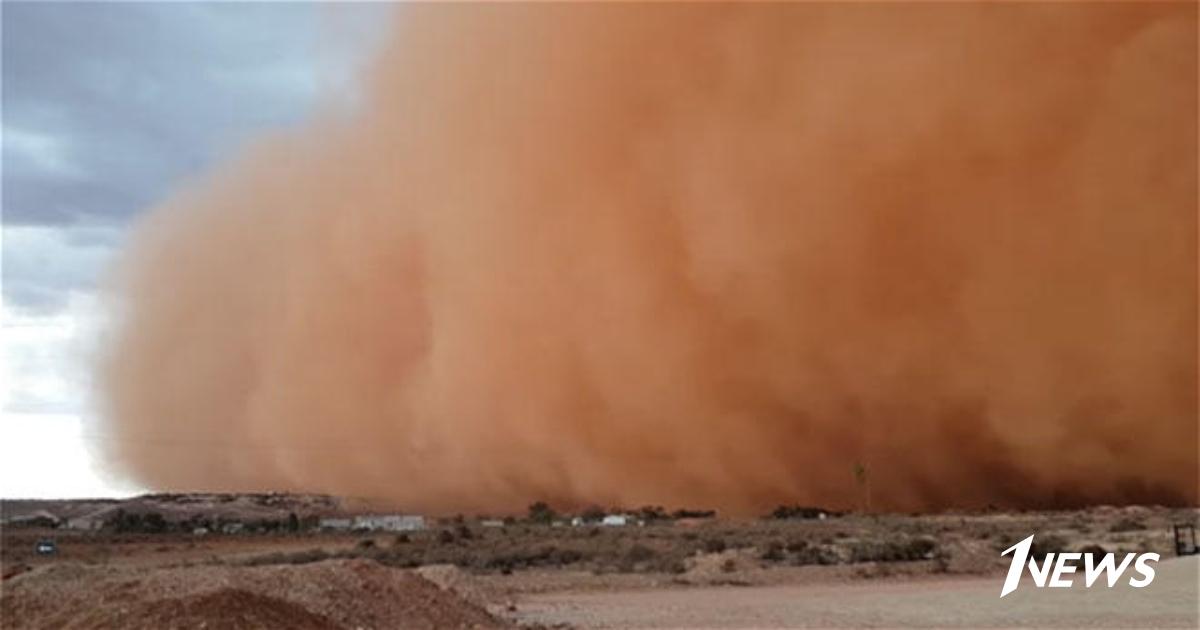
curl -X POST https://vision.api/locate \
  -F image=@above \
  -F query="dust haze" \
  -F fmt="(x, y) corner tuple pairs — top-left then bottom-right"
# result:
(97, 3), (1198, 514)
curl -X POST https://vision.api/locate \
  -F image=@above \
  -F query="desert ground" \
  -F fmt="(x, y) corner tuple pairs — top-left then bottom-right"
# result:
(2, 495), (1197, 628)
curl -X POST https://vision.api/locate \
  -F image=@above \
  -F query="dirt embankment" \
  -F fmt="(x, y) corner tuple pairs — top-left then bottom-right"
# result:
(0, 559), (514, 630)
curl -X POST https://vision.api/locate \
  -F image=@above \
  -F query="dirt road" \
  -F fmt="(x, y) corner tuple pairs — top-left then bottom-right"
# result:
(512, 556), (1199, 628)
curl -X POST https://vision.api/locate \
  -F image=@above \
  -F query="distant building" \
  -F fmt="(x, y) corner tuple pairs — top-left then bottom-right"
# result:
(6, 510), (61, 528)
(601, 514), (629, 527)
(65, 505), (123, 531)
(221, 522), (245, 534)
(319, 518), (353, 531)
(66, 516), (105, 531)
(352, 515), (425, 531)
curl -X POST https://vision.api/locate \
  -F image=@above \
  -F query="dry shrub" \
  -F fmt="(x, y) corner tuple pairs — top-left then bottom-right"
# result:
(1029, 534), (1068, 560)
(1109, 518), (1147, 533)
(849, 538), (937, 563)
(793, 545), (841, 566)
(760, 542), (785, 562)
(241, 548), (330, 566)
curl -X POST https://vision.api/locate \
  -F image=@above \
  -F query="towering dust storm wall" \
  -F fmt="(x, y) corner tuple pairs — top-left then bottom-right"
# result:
(99, 4), (1198, 513)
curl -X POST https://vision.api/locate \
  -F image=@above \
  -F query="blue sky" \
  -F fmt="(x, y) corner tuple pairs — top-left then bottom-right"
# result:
(1, 2), (391, 497)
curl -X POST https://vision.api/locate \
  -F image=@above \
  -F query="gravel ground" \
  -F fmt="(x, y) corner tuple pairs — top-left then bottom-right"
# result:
(510, 556), (1200, 629)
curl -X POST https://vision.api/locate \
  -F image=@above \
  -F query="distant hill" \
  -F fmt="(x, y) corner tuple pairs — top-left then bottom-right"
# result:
(0, 493), (347, 528)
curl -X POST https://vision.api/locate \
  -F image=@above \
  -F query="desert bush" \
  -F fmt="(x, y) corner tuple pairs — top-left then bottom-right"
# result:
(849, 538), (936, 563)
(769, 505), (830, 520)
(637, 506), (669, 522)
(481, 544), (584, 572)
(992, 533), (1017, 550)
(672, 508), (717, 519)
(368, 547), (421, 568)
(437, 529), (456, 545)
(793, 545), (840, 566)
(761, 542), (785, 562)
(580, 506), (607, 522)
(242, 548), (329, 566)
(394, 533), (410, 545)
(556, 548), (586, 564)
(1044, 543), (1108, 569)
(527, 501), (557, 524)
(107, 509), (168, 534)
(931, 549), (952, 573)
(485, 556), (516, 573)
(703, 538), (727, 553)
(356, 538), (376, 550)
(527, 545), (560, 565)
(907, 537), (937, 559)
(1029, 534), (1068, 561)
(626, 544), (656, 563)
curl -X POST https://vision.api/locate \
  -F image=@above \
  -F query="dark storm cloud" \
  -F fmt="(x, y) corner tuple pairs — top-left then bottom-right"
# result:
(2, 2), (323, 227)
(1, 2), (387, 312)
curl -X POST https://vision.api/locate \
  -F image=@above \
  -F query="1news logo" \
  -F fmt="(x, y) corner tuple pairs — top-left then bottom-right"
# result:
(999, 534), (1159, 597)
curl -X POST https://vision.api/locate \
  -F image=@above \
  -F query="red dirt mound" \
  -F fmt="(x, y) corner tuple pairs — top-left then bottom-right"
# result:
(105, 588), (339, 629)
(0, 559), (513, 629)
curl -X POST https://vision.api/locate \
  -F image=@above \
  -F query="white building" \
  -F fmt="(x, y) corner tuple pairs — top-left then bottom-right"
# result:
(6, 510), (61, 527)
(601, 514), (629, 527)
(319, 517), (353, 531)
(66, 515), (105, 531)
(352, 515), (425, 532)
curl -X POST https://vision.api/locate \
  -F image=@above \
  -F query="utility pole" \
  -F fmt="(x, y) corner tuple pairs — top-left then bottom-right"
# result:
(853, 461), (871, 513)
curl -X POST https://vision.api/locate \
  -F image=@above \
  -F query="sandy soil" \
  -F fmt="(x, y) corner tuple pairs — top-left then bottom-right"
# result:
(510, 556), (1200, 629)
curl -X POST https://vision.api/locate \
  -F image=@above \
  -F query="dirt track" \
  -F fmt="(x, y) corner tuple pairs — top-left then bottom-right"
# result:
(512, 556), (1200, 629)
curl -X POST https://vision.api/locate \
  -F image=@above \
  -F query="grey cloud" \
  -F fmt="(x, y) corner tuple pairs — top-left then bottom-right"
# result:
(2, 2), (329, 228)
(1, 1), (388, 312)
(2, 224), (122, 314)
